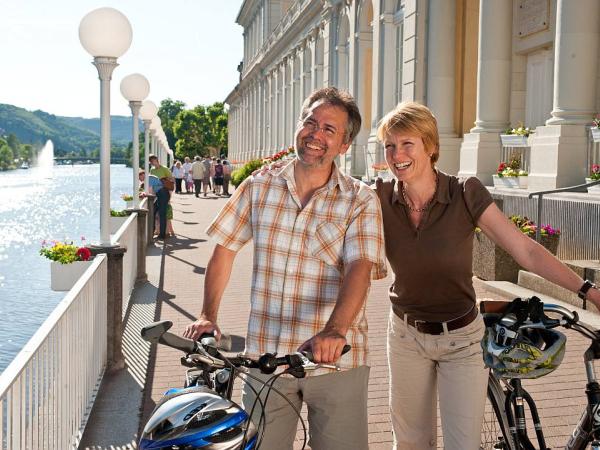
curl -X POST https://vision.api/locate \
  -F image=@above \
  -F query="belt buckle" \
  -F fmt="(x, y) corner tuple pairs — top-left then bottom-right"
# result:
(413, 319), (426, 332)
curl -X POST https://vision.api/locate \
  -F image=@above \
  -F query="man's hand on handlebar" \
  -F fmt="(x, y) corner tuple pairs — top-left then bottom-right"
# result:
(183, 317), (221, 341)
(298, 328), (347, 364)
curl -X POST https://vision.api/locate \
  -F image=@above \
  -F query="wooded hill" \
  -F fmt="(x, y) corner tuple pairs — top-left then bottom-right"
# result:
(0, 103), (139, 155)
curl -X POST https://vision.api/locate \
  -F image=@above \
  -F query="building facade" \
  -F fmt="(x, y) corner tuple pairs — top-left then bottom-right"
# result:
(225, 0), (600, 189)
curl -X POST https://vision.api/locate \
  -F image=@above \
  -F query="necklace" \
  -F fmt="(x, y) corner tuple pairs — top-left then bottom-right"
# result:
(401, 173), (439, 213)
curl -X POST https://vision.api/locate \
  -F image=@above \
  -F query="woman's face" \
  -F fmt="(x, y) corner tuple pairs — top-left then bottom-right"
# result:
(384, 131), (432, 183)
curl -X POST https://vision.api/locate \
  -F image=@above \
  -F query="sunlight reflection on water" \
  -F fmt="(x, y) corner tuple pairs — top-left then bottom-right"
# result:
(0, 164), (134, 372)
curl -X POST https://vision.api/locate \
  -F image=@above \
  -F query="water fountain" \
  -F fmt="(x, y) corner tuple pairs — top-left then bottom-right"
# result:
(36, 140), (54, 177)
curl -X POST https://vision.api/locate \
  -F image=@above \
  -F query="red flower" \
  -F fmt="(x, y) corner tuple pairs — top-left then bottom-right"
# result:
(76, 247), (92, 261)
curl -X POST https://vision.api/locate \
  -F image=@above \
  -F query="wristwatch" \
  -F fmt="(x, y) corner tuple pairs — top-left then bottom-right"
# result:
(578, 280), (597, 300)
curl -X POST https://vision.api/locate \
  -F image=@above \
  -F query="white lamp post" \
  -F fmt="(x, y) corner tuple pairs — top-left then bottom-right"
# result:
(139, 100), (158, 195)
(150, 116), (162, 165)
(120, 73), (149, 208)
(79, 7), (132, 246)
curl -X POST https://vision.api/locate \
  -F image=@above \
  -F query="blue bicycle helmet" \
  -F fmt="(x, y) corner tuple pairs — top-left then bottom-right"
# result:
(139, 385), (257, 449)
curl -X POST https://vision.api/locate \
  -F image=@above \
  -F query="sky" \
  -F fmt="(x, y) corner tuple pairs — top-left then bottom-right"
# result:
(0, 0), (244, 118)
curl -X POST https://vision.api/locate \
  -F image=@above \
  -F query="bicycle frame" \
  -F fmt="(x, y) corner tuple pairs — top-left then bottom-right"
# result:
(483, 301), (600, 450)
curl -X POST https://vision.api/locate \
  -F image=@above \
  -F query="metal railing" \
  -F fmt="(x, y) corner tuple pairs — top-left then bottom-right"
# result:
(528, 179), (600, 242)
(112, 212), (138, 315)
(0, 255), (108, 450)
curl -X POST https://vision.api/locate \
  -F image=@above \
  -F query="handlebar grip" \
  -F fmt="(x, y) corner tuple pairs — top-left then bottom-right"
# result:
(199, 333), (232, 352)
(302, 344), (351, 362)
(158, 332), (197, 353)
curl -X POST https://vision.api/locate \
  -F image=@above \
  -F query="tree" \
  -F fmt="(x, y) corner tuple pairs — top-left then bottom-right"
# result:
(173, 110), (206, 160)
(158, 99), (186, 150)
(7, 134), (20, 154)
(204, 103), (228, 157)
(0, 143), (14, 170)
(20, 144), (33, 162)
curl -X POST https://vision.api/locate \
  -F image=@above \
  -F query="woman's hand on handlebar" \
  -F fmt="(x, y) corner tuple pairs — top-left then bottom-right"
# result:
(298, 328), (347, 364)
(183, 318), (221, 341)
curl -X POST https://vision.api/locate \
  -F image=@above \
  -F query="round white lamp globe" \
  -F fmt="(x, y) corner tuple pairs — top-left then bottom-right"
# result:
(79, 7), (133, 58)
(120, 73), (150, 102)
(139, 100), (158, 121)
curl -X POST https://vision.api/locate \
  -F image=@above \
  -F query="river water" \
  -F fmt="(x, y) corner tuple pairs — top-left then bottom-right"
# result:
(0, 164), (134, 373)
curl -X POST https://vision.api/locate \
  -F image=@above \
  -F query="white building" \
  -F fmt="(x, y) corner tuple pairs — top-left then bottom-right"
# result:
(225, 0), (600, 189)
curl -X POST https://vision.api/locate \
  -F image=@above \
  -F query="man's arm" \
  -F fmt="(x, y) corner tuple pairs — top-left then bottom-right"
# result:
(298, 259), (373, 363)
(184, 244), (237, 340)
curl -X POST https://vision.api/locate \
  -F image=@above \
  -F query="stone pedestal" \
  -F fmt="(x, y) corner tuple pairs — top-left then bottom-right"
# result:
(458, 132), (502, 185)
(146, 195), (156, 245)
(90, 245), (127, 372)
(437, 135), (462, 175)
(473, 232), (559, 283)
(131, 207), (148, 282)
(528, 125), (589, 190)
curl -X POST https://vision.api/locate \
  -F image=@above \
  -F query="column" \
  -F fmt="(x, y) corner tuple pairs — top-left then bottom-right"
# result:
(289, 51), (297, 144)
(321, 4), (338, 87)
(310, 31), (318, 92)
(282, 58), (289, 146)
(528, 0), (600, 189)
(298, 43), (306, 107)
(458, 0), (512, 184)
(266, 73), (272, 153)
(427, 0), (461, 175)
(274, 66), (281, 150)
(367, 0), (383, 170)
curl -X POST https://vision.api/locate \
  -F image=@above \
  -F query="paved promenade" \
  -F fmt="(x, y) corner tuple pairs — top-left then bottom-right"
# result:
(83, 188), (594, 449)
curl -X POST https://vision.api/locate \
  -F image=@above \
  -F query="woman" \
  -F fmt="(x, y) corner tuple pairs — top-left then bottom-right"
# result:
(172, 160), (184, 194)
(376, 102), (600, 450)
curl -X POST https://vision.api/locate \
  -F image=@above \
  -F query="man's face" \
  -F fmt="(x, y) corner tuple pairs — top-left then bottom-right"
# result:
(149, 158), (159, 168)
(294, 101), (351, 169)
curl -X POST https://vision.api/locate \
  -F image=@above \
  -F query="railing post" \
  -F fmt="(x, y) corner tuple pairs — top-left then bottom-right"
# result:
(535, 193), (544, 243)
(89, 245), (127, 372)
(146, 194), (156, 245)
(133, 208), (148, 281)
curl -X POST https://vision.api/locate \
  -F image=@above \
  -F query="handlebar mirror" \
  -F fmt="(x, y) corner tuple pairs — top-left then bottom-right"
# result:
(141, 320), (173, 343)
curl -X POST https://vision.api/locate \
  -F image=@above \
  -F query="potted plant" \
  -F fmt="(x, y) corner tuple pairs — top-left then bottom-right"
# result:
(40, 239), (93, 291)
(591, 115), (600, 143)
(473, 215), (560, 283)
(500, 123), (533, 147)
(110, 209), (129, 234)
(372, 162), (390, 180)
(586, 163), (600, 194)
(121, 193), (134, 209)
(492, 154), (528, 188)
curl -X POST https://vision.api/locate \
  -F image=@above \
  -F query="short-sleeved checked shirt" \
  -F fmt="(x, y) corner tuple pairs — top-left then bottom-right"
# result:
(206, 159), (387, 369)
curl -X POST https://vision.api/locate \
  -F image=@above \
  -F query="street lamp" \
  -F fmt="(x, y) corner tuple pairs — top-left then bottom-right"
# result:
(120, 73), (150, 208)
(139, 100), (158, 194)
(79, 7), (133, 246)
(150, 116), (162, 165)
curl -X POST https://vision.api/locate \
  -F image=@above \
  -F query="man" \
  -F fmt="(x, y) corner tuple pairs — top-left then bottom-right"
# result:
(184, 88), (386, 449)
(149, 154), (173, 239)
(221, 159), (232, 196)
(191, 155), (206, 198)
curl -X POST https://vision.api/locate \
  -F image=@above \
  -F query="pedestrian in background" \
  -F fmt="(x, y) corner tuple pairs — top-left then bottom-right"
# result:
(222, 160), (232, 196)
(191, 156), (206, 198)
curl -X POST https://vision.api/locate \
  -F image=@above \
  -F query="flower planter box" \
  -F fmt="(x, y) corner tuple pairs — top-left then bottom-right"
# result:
(586, 178), (600, 194)
(500, 134), (529, 147)
(50, 260), (94, 291)
(591, 127), (600, 143)
(110, 216), (127, 234)
(125, 200), (134, 209)
(473, 232), (559, 283)
(492, 175), (528, 189)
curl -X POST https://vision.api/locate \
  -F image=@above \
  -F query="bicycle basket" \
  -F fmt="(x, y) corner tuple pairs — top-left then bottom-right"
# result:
(482, 325), (566, 379)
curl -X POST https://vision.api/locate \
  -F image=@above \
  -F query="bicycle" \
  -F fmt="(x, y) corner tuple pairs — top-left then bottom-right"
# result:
(479, 297), (600, 450)
(138, 320), (350, 449)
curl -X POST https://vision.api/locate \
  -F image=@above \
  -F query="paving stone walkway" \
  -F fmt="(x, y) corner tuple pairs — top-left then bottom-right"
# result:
(136, 190), (592, 449)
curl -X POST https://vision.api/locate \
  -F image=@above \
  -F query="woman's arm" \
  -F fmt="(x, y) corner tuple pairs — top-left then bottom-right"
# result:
(477, 203), (600, 308)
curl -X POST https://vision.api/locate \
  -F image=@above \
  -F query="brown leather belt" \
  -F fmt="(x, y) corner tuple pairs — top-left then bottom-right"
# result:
(405, 306), (478, 335)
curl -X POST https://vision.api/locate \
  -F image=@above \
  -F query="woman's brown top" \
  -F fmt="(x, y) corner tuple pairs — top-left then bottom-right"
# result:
(375, 171), (493, 322)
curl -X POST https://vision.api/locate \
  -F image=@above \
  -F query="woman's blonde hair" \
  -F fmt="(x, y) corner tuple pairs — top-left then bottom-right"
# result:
(376, 102), (440, 166)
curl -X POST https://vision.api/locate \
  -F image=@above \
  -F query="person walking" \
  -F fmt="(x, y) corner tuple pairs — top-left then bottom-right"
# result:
(184, 87), (387, 450)
(149, 154), (173, 239)
(191, 156), (206, 198)
(182, 156), (193, 194)
(201, 156), (212, 196)
(375, 102), (600, 450)
(213, 159), (224, 195)
(222, 159), (232, 196)
(172, 160), (184, 194)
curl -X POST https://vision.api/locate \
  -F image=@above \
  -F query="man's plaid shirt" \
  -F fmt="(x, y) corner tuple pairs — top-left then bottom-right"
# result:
(206, 160), (387, 369)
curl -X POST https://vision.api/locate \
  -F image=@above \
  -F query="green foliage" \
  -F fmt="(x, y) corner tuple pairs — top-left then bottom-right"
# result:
(158, 99), (186, 150)
(0, 143), (14, 170)
(231, 159), (264, 187)
(0, 103), (133, 157)
(173, 109), (206, 160)
(110, 209), (129, 217)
